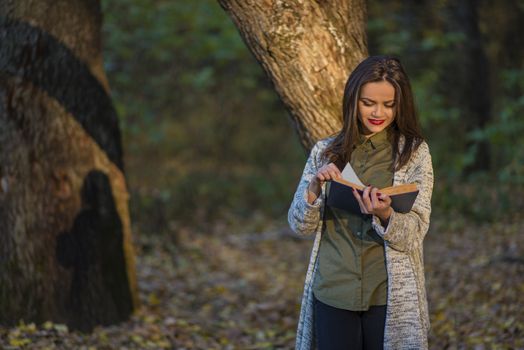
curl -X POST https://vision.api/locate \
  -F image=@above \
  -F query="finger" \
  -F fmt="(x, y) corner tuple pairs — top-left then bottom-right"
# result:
(352, 188), (368, 214)
(371, 187), (380, 208)
(362, 186), (373, 212)
(321, 164), (340, 181)
(328, 163), (342, 178)
(358, 188), (370, 214)
(320, 165), (333, 175)
(320, 170), (334, 181)
(328, 170), (340, 180)
(379, 193), (392, 206)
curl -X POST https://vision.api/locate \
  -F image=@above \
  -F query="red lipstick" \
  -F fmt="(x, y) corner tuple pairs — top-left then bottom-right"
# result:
(369, 119), (385, 125)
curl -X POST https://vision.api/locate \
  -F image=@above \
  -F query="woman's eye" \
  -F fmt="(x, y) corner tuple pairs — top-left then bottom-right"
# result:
(363, 101), (373, 106)
(385, 104), (395, 108)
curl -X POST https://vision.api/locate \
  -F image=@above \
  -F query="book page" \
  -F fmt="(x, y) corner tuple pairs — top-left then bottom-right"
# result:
(341, 162), (365, 187)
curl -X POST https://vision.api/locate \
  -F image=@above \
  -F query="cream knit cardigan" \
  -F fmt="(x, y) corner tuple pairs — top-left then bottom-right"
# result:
(288, 135), (434, 350)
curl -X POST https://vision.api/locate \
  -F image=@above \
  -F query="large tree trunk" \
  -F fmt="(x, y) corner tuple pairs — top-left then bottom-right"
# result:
(0, 1), (138, 331)
(217, 0), (368, 150)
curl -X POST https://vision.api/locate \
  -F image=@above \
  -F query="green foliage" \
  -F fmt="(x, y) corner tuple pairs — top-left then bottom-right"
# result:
(101, 0), (523, 230)
(101, 0), (304, 232)
(469, 68), (524, 184)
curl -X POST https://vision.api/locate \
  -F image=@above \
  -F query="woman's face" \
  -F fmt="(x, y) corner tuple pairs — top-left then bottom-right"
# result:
(357, 80), (396, 137)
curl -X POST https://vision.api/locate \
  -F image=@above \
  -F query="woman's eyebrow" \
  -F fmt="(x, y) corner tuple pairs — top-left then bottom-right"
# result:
(360, 97), (395, 103)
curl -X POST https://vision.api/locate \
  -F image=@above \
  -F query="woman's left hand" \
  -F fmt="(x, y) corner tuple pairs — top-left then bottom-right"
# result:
(352, 186), (393, 224)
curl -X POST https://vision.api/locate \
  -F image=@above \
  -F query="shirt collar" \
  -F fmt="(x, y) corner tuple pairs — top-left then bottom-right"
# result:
(356, 128), (389, 149)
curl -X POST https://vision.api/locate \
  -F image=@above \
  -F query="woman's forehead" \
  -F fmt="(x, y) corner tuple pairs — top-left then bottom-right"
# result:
(360, 81), (395, 99)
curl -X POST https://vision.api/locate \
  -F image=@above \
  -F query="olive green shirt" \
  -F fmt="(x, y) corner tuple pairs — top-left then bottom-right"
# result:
(312, 129), (393, 311)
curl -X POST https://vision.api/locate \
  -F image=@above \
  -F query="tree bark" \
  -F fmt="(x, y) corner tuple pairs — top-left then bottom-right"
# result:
(0, 0), (138, 331)
(217, 0), (368, 150)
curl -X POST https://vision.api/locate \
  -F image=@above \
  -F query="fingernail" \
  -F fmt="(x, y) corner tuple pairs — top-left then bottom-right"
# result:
(377, 192), (382, 196)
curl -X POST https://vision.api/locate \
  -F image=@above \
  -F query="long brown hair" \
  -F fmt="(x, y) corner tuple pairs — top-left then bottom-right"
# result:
(322, 55), (424, 171)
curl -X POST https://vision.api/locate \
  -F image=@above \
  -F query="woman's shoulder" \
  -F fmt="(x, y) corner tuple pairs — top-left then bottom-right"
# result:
(414, 139), (431, 157)
(416, 139), (431, 160)
(309, 135), (336, 164)
(404, 138), (432, 169)
(398, 135), (430, 156)
(394, 135), (432, 172)
(312, 135), (337, 153)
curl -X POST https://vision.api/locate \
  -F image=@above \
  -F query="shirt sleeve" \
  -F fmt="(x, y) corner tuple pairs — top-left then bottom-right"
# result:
(288, 141), (325, 236)
(371, 142), (434, 253)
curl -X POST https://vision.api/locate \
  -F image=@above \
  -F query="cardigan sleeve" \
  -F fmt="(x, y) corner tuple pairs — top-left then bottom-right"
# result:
(287, 141), (325, 237)
(372, 142), (434, 253)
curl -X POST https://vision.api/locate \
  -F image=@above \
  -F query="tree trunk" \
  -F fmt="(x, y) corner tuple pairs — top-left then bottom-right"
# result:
(0, 1), (138, 331)
(446, 0), (492, 173)
(217, 0), (368, 150)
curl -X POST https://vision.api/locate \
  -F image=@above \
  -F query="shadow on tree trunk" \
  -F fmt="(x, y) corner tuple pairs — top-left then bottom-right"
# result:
(56, 170), (133, 332)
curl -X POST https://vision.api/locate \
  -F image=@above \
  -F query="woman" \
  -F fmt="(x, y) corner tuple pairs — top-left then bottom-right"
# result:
(288, 56), (434, 350)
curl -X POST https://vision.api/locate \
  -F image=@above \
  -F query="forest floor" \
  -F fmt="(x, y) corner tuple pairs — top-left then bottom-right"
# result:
(1, 215), (523, 349)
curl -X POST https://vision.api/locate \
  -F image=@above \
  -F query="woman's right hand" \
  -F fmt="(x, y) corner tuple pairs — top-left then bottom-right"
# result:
(307, 163), (341, 204)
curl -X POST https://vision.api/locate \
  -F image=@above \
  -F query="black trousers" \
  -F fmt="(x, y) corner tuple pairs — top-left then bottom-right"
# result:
(314, 295), (386, 350)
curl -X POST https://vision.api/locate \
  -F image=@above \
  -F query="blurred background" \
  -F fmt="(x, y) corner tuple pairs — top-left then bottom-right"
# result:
(101, 0), (524, 239)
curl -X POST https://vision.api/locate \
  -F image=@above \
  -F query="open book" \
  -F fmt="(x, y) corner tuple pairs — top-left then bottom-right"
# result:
(326, 162), (419, 214)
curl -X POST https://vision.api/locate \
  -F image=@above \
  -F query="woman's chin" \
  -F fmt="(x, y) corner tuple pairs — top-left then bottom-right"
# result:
(363, 125), (385, 134)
